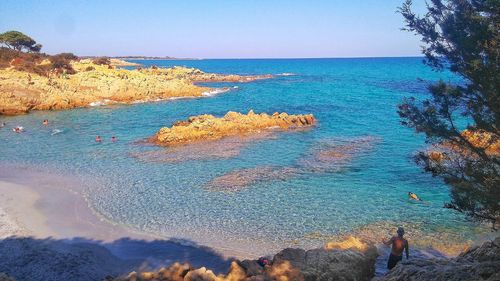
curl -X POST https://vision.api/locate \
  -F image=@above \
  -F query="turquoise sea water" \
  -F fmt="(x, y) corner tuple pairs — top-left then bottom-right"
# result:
(0, 58), (488, 256)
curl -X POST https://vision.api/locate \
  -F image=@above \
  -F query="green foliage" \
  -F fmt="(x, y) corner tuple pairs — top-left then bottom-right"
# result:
(54, 52), (78, 61)
(49, 53), (76, 75)
(0, 31), (41, 52)
(0, 47), (48, 75)
(0, 48), (78, 76)
(92, 57), (110, 65)
(398, 0), (499, 227)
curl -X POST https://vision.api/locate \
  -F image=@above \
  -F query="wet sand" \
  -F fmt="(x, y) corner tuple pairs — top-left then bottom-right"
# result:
(0, 164), (151, 241)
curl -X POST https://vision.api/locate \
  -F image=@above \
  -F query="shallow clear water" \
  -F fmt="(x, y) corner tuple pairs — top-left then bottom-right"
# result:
(0, 58), (487, 256)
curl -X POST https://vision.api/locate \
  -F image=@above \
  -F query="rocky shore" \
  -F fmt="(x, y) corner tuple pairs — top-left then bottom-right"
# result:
(0, 60), (272, 115)
(377, 236), (500, 281)
(109, 236), (500, 281)
(150, 110), (315, 146)
(114, 237), (378, 281)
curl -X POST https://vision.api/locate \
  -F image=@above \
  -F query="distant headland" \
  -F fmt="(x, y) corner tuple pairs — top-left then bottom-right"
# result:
(80, 55), (200, 61)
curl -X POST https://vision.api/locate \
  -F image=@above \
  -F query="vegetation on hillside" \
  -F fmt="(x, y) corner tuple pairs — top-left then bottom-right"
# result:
(0, 30), (113, 77)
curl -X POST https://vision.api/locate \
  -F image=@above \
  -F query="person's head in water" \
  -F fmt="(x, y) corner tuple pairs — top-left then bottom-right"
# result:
(397, 227), (405, 237)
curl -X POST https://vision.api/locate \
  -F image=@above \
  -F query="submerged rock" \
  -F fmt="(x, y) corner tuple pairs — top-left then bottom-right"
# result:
(377, 237), (500, 281)
(205, 166), (299, 192)
(151, 110), (315, 146)
(298, 136), (380, 173)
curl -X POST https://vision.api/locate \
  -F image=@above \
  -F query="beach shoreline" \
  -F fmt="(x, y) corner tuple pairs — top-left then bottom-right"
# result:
(0, 162), (262, 260)
(0, 164), (148, 242)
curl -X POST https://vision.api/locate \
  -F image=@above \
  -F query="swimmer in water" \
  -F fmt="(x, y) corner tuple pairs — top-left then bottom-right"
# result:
(0, 122), (5, 128)
(12, 126), (24, 133)
(111, 136), (117, 142)
(95, 136), (102, 142)
(42, 119), (49, 125)
(408, 192), (422, 201)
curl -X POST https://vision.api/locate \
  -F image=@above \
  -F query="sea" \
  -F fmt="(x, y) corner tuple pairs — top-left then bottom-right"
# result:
(0, 58), (490, 267)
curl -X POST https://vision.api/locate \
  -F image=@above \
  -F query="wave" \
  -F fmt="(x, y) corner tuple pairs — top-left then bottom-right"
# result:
(277, 73), (296, 76)
(89, 99), (112, 107)
(201, 87), (232, 97)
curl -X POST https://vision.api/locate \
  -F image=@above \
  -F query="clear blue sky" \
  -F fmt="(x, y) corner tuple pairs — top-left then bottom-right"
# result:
(0, 0), (427, 58)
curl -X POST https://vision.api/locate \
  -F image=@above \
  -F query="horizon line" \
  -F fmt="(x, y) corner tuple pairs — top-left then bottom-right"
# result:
(110, 55), (426, 60)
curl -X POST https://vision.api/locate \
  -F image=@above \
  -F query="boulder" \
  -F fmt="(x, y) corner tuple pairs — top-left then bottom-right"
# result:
(184, 267), (217, 281)
(237, 260), (265, 277)
(271, 244), (378, 281)
(377, 237), (500, 281)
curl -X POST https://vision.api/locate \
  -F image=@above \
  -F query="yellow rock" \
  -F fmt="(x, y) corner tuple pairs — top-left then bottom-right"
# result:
(325, 236), (369, 252)
(0, 61), (272, 115)
(151, 111), (316, 146)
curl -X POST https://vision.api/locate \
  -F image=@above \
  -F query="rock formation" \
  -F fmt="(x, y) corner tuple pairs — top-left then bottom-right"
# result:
(113, 237), (378, 281)
(140, 66), (273, 83)
(151, 111), (315, 146)
(426, 129), (500, 162)
(377, 236), (500, 281)
(0, 60), (272, 115)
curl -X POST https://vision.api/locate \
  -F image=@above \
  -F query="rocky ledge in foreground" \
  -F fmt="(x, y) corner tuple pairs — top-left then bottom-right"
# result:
(377, 236), (500, 281)
(150, 110), (316, 146)
(115, 237), (378, 281)
(0, 60), (272, 116)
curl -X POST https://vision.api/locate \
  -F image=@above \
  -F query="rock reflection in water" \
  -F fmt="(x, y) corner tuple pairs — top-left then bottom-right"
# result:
(131, 133), (276, 163)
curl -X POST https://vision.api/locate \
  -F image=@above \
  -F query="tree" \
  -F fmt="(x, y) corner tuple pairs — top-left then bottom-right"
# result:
(398, 0), (499, 227)
(0, 31), (42, 52)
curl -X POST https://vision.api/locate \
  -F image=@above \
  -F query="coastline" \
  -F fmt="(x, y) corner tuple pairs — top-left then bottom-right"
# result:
(0, 164), (145, 241)
(0, 162), (259, 260)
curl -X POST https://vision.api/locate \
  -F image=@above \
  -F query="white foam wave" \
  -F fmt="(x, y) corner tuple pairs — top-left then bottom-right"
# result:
(201, 87), (231, 97)
(89, 99), (112, 107)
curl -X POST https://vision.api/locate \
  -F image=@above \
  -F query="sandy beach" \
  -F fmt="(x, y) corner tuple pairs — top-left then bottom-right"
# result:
(0, 164), (148, 241)
(0, 163), (236, 280)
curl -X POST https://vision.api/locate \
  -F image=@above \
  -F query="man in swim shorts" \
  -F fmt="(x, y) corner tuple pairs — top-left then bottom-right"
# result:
(383, 227), (409, 270)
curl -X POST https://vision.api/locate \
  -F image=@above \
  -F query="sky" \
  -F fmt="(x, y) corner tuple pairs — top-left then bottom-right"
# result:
(0, 0), (427, 58)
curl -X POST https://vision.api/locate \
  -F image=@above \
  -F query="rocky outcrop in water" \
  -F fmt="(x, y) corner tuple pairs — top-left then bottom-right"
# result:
(0, 60), (272, 115)
(114, 237), (378, 281)
(140, 66), (273, 83)
(151, 110), (315, 146)
(377, 237), (500, 281)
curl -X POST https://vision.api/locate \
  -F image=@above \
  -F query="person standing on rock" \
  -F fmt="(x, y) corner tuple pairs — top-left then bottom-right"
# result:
(383, 227), (409, 270)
